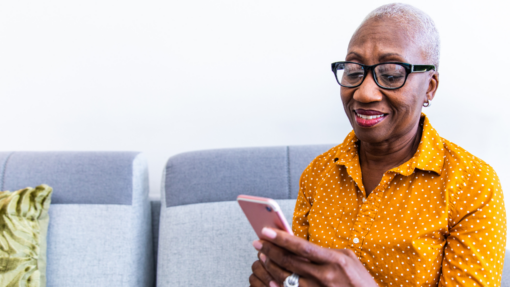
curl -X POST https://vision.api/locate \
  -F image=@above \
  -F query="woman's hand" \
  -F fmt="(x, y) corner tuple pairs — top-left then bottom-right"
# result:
(249, 252), (278, 287)
(250, 227), (379, 287)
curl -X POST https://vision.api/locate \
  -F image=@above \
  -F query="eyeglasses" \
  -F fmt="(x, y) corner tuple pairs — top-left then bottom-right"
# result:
(331, 61), (436, 90)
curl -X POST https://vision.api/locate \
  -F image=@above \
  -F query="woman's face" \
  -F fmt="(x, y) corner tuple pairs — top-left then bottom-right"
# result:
(342, 19), (438, 144)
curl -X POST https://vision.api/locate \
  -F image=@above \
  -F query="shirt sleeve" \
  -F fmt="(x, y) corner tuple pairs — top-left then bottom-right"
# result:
(292, 162), (315, 240)
(439, 163), (507, 287)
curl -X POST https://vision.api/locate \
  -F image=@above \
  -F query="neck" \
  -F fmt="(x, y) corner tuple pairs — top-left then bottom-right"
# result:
(359, 118), (423, 172)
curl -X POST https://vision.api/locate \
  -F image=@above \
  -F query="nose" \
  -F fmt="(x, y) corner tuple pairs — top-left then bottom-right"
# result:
(353, 71), (383, 103)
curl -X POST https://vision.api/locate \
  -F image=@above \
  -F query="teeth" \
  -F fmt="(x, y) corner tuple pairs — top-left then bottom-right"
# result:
(356, 113), (385, 120)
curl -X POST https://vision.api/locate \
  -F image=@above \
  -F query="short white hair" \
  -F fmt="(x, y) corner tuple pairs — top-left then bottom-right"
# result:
(356, 3), (440, 68)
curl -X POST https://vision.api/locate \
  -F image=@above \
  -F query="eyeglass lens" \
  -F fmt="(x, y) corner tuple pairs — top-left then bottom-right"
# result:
(335, 63), (407, 89)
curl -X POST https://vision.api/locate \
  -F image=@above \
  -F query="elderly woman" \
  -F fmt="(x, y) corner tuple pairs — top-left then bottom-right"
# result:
(249, 3), (506, 287)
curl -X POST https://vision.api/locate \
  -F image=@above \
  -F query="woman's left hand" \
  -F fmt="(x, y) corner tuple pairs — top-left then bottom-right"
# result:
(252, 228), (379, 287)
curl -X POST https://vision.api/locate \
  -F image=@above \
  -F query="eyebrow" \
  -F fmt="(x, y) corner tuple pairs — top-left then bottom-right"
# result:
(379, 52), (405, 60)
(345, 52), (406, 61)
(346, 51), (363, 59)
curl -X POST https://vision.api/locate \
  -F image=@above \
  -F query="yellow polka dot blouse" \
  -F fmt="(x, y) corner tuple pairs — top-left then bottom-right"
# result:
(292, 114), (506, 286)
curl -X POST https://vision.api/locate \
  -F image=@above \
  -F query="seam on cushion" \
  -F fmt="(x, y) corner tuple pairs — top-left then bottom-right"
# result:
(286, 146), (291, 199)
(166, 198), (297, 209)
(1, 152), (14, 191)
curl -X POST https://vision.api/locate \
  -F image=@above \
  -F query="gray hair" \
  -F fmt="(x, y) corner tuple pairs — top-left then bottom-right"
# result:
(357, 3), (440, 69)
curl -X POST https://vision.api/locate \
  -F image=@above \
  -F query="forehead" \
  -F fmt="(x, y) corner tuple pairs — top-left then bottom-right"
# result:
(347, 18), (426, 64)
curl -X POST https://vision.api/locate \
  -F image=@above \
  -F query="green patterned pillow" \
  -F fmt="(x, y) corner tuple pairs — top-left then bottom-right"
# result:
(0, 185), (52, 287)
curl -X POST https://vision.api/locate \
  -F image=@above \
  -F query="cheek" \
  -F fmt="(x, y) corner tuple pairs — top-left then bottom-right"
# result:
(340, 88), (352, 108)
(388, 87), (423, 115)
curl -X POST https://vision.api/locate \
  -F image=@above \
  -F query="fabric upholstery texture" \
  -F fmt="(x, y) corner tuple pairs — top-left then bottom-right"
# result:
(0, 152), (154, 287)
(46, 204), (133, 285)
(157, 199), (296, 286)
(46, 153), (154, 286)
(504, 261), (510, 287)
(163, 145), (333, 207)
(150, 198), (161, 270)
(0, 153), (12, 185)
(164, 147), (288, 207)
(0, 185), (52, 287)
(0, 152), (139, 205)
(46, 204), (153, 286)
(131, 153), (155, 287)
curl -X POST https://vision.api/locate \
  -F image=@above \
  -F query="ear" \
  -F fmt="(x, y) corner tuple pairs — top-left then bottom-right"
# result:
(425, 71), (439, 103)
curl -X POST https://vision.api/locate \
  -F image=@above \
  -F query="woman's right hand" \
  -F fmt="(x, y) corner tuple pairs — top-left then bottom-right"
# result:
(249, 252), (278, 287)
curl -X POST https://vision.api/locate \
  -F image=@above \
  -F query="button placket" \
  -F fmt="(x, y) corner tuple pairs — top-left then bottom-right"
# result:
(351, 196), (377, 254)
(350, 173), (395, 256)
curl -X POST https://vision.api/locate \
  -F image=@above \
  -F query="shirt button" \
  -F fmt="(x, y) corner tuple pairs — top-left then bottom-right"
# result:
(362, 198), (366, 203)
(353, 238), (359, 244)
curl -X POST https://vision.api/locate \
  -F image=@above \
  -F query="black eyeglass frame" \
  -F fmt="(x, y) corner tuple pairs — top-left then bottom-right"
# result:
(331, 61), (436, 90)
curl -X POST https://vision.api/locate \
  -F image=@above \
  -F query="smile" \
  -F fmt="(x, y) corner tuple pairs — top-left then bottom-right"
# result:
(356, 113), (385, 120)
(354, 110), (388, 127)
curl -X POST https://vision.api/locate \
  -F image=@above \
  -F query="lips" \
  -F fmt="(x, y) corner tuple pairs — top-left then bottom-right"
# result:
(354, 109), (388, 127)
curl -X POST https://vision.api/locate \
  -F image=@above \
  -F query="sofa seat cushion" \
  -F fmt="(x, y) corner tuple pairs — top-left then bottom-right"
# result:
(157, 199), (296, 286)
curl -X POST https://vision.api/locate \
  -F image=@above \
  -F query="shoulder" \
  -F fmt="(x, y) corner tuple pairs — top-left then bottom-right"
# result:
(440, 137), (503, 219)
(441, 137), (499, 181)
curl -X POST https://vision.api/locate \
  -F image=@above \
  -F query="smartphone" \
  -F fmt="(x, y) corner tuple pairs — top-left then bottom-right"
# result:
(237, 195), (294, 238)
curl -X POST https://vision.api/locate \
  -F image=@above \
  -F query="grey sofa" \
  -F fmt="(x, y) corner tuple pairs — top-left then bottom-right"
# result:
(1, 147), (508, 286)
(0, 152), (154, 286)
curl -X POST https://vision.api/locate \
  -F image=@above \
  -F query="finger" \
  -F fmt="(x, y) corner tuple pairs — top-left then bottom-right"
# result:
(249, 275), (268, 287)
(263, 258), (317, 287)
(261, 227), (337, 264)
(338, 248), (375, 281)
(249, 273), (266, 287)
(260, 252), (292, 283)
(252, 256), (275, 286)
(260, 241), (321, 280)
(334, 248), (367, 271)
(336, 248), (357, 259)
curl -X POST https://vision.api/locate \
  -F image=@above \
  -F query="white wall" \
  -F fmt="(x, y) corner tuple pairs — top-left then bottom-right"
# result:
(1, 1), (508, 210)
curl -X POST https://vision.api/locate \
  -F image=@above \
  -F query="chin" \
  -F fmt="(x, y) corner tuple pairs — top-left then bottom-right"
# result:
(352, 126), (389, 144)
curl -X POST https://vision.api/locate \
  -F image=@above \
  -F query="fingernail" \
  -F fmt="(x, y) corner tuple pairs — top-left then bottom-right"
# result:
(269, 281), (279, 287)
(262, 227), (277, 239)
(259, 253), (267, 263)
(252, 240), (262, 250)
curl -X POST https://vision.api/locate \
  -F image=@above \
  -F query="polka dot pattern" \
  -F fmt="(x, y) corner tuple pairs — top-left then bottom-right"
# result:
(292, 114), (506, 286)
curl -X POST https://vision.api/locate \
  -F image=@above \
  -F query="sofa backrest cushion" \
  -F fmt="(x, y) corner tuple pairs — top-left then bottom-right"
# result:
(0, 152), (136, 205)
(163, 145), (333, 207)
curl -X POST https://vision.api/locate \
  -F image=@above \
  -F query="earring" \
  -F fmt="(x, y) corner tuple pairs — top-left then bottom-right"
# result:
(423, 99), (431, 107)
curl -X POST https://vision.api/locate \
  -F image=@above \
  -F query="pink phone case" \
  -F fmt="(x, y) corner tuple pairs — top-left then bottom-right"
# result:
(237, 195), (294, 238)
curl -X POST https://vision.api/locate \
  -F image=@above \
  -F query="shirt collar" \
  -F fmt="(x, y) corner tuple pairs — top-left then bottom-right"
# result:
(334, 113), (445, 176)
(333, 130), (359, 167)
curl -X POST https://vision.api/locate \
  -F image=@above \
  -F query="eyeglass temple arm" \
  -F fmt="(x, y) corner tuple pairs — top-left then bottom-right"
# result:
(411, 65), (436, 73)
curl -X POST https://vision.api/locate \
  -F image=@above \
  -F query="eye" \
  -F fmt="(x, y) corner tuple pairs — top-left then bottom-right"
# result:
(380, 74), (404, 83)
(346, 71), (364, 79)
